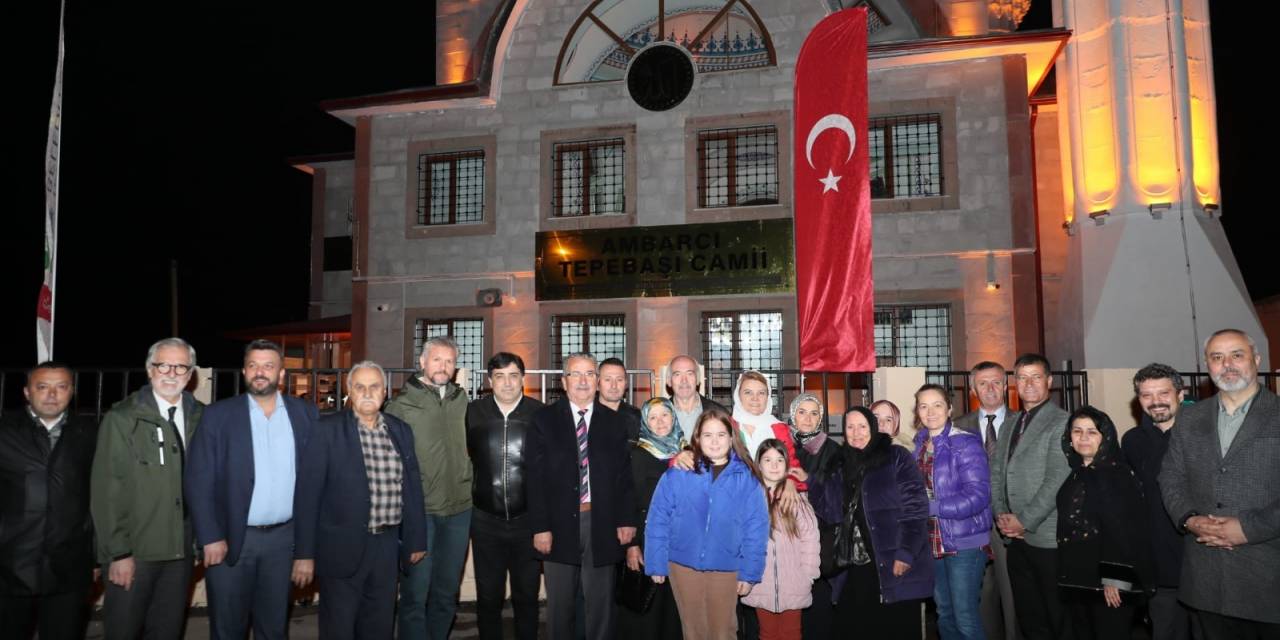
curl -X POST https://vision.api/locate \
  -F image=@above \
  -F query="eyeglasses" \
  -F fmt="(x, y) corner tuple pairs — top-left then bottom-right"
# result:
(151, 362), (193, 375)
(565, 371), (598, 380)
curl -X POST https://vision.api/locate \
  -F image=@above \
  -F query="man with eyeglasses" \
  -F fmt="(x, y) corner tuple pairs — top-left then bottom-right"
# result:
(91, 337), (205, 640)
(527, 352), (637, 640)
(989, 353), (1070, 640)
(184, 339), (319, 640)
(1161, 329), (1280, 638)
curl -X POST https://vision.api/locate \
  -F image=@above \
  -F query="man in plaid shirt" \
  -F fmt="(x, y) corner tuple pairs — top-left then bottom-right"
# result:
(293, 361), (428, 638)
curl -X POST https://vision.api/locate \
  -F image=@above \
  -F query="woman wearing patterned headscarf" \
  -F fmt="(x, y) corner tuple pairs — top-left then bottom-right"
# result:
(620, 397), (687, 639)
(1056, 406), (1153, 640)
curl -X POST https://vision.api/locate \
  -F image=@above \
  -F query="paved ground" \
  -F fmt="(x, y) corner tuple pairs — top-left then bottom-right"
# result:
(85, 601), (545, 639)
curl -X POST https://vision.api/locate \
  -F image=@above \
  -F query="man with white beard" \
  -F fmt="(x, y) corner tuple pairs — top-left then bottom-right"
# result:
(1160, 329), (1280, 638)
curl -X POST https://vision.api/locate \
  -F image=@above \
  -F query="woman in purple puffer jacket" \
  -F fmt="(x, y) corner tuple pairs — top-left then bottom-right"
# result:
(912, 384), (992, 640)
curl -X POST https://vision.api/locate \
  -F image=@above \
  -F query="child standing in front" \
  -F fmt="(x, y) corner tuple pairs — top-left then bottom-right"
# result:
(741, 439), (821, 639)
(645, 408), (770, 640)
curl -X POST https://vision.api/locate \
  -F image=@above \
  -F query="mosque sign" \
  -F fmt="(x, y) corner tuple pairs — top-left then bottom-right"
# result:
(535, 219), (795, 300)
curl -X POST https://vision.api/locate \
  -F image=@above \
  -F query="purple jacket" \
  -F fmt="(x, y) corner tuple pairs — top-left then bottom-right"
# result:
(810, 433), (934, 604)
(913, 422), (992, 552)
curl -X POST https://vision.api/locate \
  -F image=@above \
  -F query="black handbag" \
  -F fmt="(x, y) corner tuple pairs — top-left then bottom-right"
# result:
(819, 493), (871, 578)
(615, 563), (659, 614)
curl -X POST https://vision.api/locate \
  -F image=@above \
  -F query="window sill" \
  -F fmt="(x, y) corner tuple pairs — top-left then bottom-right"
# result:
(405, 219), (497, 239)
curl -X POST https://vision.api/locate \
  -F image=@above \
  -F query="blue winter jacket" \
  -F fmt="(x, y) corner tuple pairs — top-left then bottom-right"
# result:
(912, 422), (992, 551)
(643, 452), (770, 583)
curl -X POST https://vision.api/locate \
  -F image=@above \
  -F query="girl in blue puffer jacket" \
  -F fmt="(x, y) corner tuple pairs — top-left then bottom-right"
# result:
(645, 408), (770, 640)
(912, 384), (993, 640)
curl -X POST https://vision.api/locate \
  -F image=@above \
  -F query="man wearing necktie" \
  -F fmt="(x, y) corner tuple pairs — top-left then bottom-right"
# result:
(91, 338), (205, 640)
(526, 353), (637, 640)
(954, 361), (1020, 640)
(0, 362), (98, 640)
(989, 354), (1071, 640)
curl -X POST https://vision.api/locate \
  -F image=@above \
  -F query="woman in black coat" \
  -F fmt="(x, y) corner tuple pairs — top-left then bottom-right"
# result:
(809, 406), (933, 639)
(620, 397), (685, 640)
(1056, 406), (1154, 640)
(788, 392), (839, 640)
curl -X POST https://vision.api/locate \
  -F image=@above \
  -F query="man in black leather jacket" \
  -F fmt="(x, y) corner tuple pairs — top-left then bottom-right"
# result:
(0, 362), (97, 640)
(466, 352), (544, 640)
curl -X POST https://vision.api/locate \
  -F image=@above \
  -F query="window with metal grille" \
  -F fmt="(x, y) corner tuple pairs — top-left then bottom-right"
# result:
(701, 311), (784, 403)
(696, 125), (779, 208)
(867, 114), (942, 199)
(413, 318), (485, 375)
(874, 304), (951, 369)
(550, 315), (627, 369)
(416, 149), (485, 225)
(552, 138), (626, 217)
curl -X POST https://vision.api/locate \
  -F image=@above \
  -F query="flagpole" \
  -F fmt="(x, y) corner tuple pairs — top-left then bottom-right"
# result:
(39, 0), (66, 362)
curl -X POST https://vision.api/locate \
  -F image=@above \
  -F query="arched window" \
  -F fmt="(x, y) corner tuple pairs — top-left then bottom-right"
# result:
(555, 0), (777, 85)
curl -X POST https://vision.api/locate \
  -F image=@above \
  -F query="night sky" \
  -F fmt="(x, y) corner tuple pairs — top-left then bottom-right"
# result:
(1, 1), (1264, 370)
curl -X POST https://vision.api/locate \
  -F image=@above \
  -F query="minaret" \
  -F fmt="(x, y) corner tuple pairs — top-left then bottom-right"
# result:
(1049, 0), (1265, 370)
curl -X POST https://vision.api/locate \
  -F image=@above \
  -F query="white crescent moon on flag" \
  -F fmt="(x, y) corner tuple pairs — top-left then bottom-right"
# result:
(805, 114), (857, 169)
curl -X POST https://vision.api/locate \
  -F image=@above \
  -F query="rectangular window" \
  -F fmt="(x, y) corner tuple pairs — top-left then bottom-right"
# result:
(874, 304), (951, 369)
(550, 314), (626, 369)
(552, 138), (626, 217)
(416, 149), (485, 225)
(413, 318), (485, 374)
(696, 125), (780, 208)
(701, 311), (784, 406)
(868, 114), (942, 199)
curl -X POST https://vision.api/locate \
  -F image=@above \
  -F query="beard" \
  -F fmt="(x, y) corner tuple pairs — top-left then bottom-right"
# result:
(1212, 368), (1253, 393)
(248, 376), (276, 396)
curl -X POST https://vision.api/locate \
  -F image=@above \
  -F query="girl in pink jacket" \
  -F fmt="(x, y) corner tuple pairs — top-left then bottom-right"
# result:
(742, 439), (821, 639)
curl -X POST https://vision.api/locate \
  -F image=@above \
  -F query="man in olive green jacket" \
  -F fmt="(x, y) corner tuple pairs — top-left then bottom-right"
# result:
(386, 336), (472, 640)
(90, 338), (205, 640)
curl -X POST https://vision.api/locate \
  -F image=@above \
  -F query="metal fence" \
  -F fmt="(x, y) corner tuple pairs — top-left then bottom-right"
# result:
(703, 369), (874, 434)
(29, 365), (1280, 427)
(1177, 371), (1278, 401)
(0, 367), (657, 423)
(925, 368), (1090, 414)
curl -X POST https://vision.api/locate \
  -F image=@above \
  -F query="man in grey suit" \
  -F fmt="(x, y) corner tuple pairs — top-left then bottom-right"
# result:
(990, 353), (1071, 640)
(954, 361), (1020, 640)
(1160, 329), (1280, 638)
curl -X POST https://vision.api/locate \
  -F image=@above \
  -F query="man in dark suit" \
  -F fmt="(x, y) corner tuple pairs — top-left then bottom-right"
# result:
(292, 360), (428, 638)
(1161, 329), (1280, 638)
(185, 339), (319, 640)
(527, 352), (637, 640)
(990, 353), (1071, 640)
(0, 362), (97, 640)
(953, 360), (1019, 640)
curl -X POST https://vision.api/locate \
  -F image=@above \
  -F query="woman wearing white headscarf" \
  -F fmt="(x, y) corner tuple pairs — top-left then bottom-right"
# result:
(731, 371), (807, 486)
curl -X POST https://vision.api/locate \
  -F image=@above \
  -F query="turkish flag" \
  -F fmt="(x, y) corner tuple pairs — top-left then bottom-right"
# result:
(794, 8), (873, 372)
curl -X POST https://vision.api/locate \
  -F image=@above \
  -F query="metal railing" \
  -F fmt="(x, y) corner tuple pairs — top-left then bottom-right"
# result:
(1177, 371), (1278, 401)
(703, 369), (874, 434)
(0, 367), (657, 423)
(925, 368), (1090, 414)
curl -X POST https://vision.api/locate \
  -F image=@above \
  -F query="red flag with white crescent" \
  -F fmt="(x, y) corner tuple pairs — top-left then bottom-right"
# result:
(794, 8), (873, 371)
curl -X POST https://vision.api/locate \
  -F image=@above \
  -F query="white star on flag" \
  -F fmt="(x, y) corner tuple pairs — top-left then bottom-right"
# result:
(818, 169), (842, 193)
